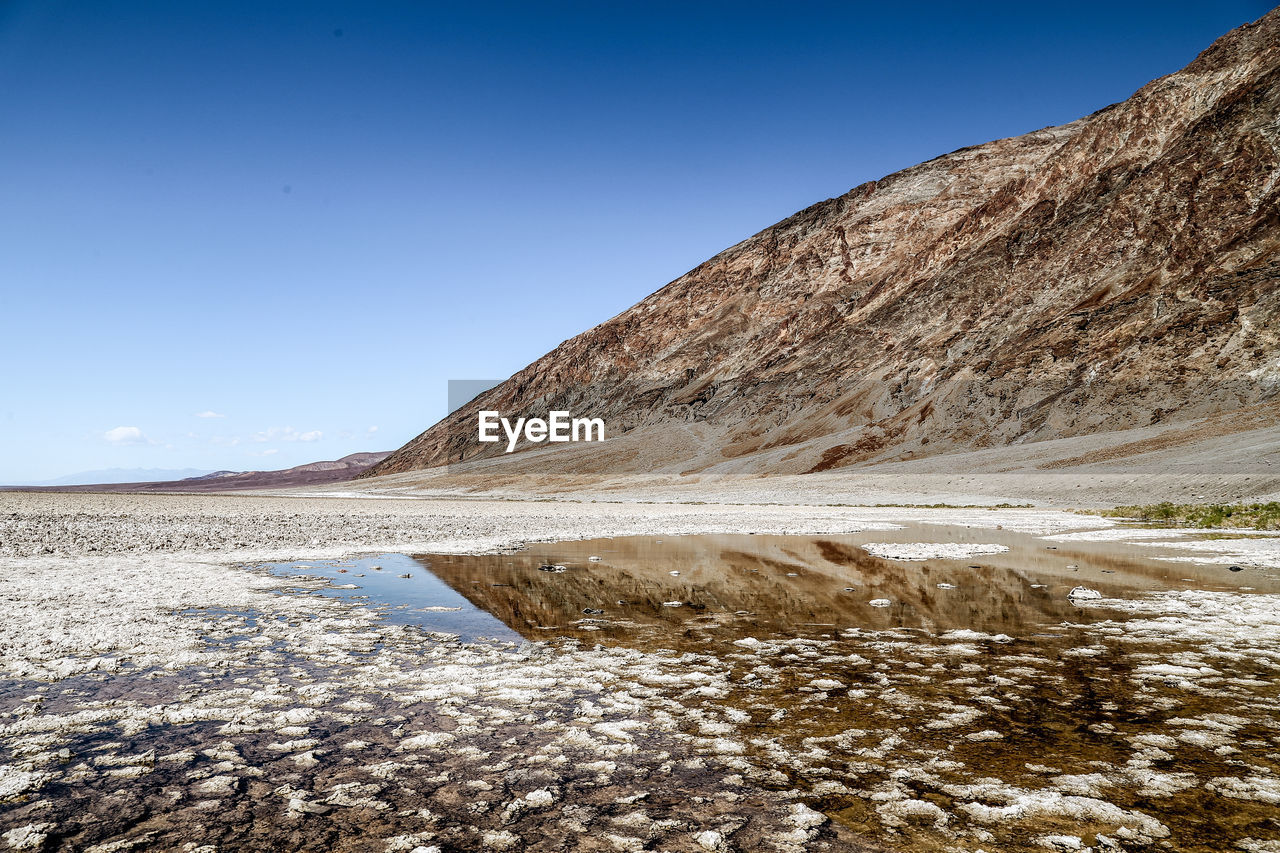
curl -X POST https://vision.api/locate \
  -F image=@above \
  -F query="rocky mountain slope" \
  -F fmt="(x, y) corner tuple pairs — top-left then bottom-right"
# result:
(371, 9), (1280, 480)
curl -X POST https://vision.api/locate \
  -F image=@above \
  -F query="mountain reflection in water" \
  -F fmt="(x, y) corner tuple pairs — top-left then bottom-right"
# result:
(415, 527), (1273, 649)
(260, 529), (1280, 852)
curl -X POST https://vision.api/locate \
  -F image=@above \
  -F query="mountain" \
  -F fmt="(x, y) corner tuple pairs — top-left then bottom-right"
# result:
(17, 468), (214, 487)
(14, 453), (391, 493)
(370, 10), (1280, 481)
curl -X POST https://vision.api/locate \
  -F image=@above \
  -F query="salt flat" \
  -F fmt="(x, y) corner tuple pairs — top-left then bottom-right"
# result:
(2, 491), (1278, 852)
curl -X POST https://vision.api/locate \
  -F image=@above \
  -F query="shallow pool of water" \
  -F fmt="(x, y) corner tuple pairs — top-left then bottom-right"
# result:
(269, 524), (1277, 649)
(264, 553), (522, 642)
(262, 526), (1280, 852)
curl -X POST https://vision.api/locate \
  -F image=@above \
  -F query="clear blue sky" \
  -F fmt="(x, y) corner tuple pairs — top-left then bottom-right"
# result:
(0, 1), (1270, 482)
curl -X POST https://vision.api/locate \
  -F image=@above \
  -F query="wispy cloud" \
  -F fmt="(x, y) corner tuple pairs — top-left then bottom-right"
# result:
(103, 426), (150, 445)
(195, 410), (225, 419)
(253, 426), (322, 443)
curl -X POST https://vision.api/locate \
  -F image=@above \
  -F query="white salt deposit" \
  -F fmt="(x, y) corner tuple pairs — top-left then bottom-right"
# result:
(1140, 537), (1280, 569)
(876, 798), (948, 828)
(2, 493), (1275, 853)
(2, 824), (53, 852)
(0, 766), (46, 799)
(861, 543), (1010, 561)
(695, 829), (723, 850)
(1044, 528), (1193, 542)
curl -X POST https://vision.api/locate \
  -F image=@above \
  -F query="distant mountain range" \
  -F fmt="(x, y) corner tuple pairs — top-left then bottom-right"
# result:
(19, 468), (216, 487)
(370, 9), (1280, 480)
(10, 453), (390, 492)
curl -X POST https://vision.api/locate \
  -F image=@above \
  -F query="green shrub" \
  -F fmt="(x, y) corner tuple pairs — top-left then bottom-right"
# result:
(1094, 501), (1280, 530)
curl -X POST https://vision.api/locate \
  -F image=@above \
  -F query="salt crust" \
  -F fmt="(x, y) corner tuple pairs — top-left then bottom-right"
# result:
(1140, 537), (1280, 569)
(2, 496), (1275, 852)
(861, 542), (1011, 561)
(1043, 525), (1280, 569)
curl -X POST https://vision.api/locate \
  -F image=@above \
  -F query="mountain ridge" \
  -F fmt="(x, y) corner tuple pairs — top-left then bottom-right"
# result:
(10, 452), (391, 493)
(371, 8), (1280, 480)
(15, 468), (215, 487)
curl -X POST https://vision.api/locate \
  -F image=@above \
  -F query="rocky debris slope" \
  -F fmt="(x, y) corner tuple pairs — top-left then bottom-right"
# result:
(372, 9), (1280, 479)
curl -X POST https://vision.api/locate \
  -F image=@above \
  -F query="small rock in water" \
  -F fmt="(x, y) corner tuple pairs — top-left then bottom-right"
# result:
(1228, 565), (1244, 572)
(337, 568), (348, 573)
(399, 573), (412, 578)
(538, 564), (567, 573)
(936, 583), (956, 590)
(843, 587), (856, 592)
(1067, 586), (1102, 601)
(869, 599), (891, 607)
(588, 555), (602, 562)
(371, 565), (383, 571)
(662, 600), (683, 607)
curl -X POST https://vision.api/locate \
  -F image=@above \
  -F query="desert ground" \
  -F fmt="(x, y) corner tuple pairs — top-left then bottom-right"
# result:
(2, 486), (1279, 852)
(312, 416), (1280, 508)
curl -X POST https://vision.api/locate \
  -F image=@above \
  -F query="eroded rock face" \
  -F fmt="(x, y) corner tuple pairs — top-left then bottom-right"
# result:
(372, 10), (1280, 479)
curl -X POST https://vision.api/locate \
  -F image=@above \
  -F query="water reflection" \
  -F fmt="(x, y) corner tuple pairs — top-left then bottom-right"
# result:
(415, 526), (1275, 648)
(262, 529), (1280, 852)
(265, 553), (521, 642)
(411, 529), (1280, 853)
